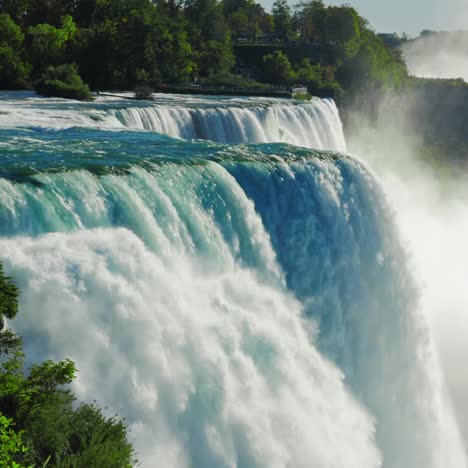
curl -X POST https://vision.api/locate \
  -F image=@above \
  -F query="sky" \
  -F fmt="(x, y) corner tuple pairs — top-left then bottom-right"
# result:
(261, 0), (468, 36)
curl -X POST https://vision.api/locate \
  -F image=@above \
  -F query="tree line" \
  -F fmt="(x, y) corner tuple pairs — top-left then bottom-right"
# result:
(0, 0), (407, 97)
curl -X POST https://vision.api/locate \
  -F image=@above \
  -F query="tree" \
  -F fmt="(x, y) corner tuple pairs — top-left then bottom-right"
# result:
(35, 63), (93, 100)
(27, 15), (78, 74)
(325, 6), (361, 58)
(225, 0), (270, 42)
(293, 0), (326, 42)
(338, 28), (407, 91)
(0, 263), (21, 356)
(272, 0), (292, 40)
(0, 14), (30, 88)
(185, 0), (233, 76)
(295, 58), (323, 86)
(0, 412), (29, 467)
(262, 50), (292, 83)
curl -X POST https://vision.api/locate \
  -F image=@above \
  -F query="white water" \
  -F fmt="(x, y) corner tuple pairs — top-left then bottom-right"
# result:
(112, 97), (345, 149)
(0, 164), (380, 468)
(347, 118), (468, 458)
(0, 92), (346, 151)
(0, 92), (466, 467)
(402, 33), (468, 81)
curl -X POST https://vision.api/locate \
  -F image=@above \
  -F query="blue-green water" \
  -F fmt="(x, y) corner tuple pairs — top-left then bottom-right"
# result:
(0, 92), (465, 468)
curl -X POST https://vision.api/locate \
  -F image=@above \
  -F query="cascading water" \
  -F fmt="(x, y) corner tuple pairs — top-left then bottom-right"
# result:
(0, 92), (346, 151)
(0, 92), (465, 467)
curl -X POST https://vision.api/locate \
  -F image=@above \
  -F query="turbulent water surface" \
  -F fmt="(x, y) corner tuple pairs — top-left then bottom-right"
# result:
(0, 91), (465, 467)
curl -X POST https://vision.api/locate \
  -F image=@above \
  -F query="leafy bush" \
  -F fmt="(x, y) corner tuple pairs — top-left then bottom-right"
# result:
(262, 51), (293, 84)
(293, 92), (312, 101)
(0, 413), (29, 468)
(200, 71), (268, 89)
(35, 63), (93, 101)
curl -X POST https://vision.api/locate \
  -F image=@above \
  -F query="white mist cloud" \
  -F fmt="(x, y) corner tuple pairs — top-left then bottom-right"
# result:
(346, 97), (468, 453)
(402, 32), (468, 81)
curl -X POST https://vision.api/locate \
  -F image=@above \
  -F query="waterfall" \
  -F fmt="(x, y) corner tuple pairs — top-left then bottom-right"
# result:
(0, 92), (346, 151)
(0, 159), (381, 468)
(0, 92), (465, 467)
(112, 97), (346, 150)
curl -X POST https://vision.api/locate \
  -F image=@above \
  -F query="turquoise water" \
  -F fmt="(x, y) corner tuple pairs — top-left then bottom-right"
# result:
(0, 92), (465, 467)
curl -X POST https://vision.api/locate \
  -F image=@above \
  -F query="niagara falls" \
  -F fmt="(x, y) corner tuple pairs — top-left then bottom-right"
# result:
(1, 0), (468, 467)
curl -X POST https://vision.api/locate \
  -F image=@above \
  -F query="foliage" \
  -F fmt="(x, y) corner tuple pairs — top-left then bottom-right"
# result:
(293, 92), (311, 100)
(378, 32), (409, 49)
(0, 0), (410, 94)
(262, 50), (292, 84)
(27, 15), (77, 74)
(0, 412), (29, 468)
(35, 63), (93, 101)
(338, 28), (408, 91)
(271, 0), (292, 40)
(0, 263), (136, 466)
(0, 264), (18, 323)
(293, 58), (342, 98)
(200, 70), (268, 88)
(0, 13), (30, 88)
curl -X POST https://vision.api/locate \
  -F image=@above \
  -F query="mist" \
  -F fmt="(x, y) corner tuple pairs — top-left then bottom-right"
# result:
(402, 31), (468, 80)
(345, 93), (468, 451)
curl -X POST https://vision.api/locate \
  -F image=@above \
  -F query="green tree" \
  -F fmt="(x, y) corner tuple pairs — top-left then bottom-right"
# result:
(271, 0), (292, 40)
(35, 63), (93, 100)
(27, 15), (78, 74)
(0, 13), (30, 88)
(338, 29), (407, 91)
(225, 0), (270, 42)
(0, 263), (21, 356)
(262, 50), (292, 83)
(295, 58), (323, 87)
(0, 412), (29, 468)
(325, 6), (361, 58)
(185, 0), (234, 76)
(293, 0), (326, 42)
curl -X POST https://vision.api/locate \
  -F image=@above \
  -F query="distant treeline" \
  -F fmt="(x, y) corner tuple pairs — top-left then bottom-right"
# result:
(0, 0), (407, 97)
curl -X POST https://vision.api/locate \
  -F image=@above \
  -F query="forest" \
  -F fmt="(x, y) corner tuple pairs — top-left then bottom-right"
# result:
(0, 0), (407, 98)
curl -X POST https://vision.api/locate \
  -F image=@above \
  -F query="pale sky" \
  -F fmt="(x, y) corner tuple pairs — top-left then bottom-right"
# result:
(260, 0), (468, 36)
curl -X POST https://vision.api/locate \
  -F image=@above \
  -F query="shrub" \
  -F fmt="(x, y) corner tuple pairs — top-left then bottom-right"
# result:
(134, 84), (154, 100)
(200, 71), (268, 89)
(261, 51), (293, 84)
(35, 63), (93, 101)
